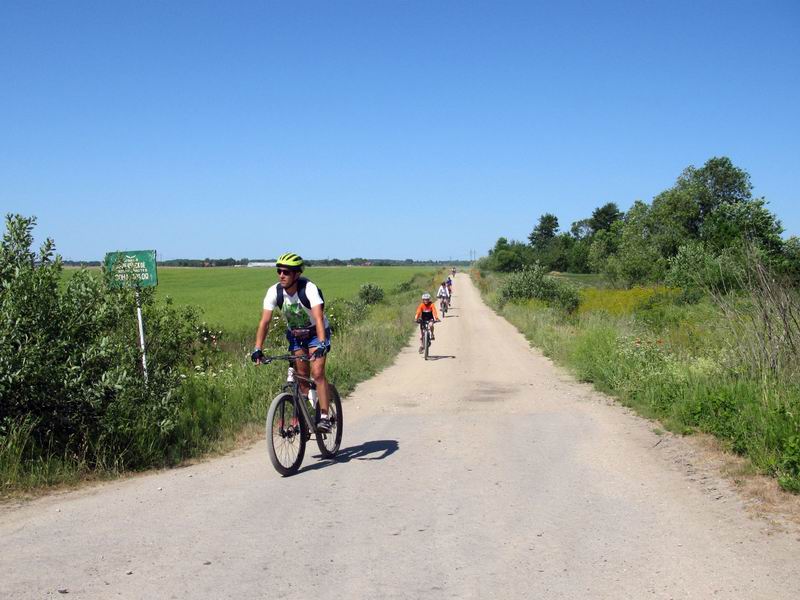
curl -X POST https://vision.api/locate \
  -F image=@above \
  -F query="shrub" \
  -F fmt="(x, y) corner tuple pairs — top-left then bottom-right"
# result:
(358, 282), (385, 304)
(497, 264), (579, 313)
(0, 215), (201, 470)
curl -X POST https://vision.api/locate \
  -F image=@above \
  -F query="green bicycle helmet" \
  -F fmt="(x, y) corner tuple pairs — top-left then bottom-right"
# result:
(276, 252), (304, 272)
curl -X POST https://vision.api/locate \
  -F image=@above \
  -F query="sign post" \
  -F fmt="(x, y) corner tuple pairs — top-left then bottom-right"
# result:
(104, 250), (158, 382)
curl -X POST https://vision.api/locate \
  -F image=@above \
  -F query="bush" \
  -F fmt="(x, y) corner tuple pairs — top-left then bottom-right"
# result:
(325, 297), (368, 331)
(0, 215), (202, 470)
(497, 264), (579, 313)
(358, 282), (385, 304)
(666, 242), (742, 294)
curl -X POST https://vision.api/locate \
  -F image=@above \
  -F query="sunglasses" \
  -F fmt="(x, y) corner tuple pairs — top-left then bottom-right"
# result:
(276, 268), (295, 276)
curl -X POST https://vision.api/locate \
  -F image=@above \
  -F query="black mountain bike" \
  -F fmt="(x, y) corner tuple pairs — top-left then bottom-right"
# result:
(417, 319), (438, 360)
(439, 296), (449, 317)
(259, 354), (343, 476)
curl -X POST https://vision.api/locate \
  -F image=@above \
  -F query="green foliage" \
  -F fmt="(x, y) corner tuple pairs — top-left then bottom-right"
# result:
(776, 237), (800, 283)
(497, 264), (579, 313)
(493, 249), (524, 272)
(358, 282), (385, 304)
(528, 213), (559, 250)
(589, 202), (623, 233)
(665, 242), (742, 295)
(701, 198), (783, 254)
(588, 223), (622, 282)
(779, 435), (800, 492)
(1, 215), (204, 477)
(614, 201), (668, 286)
(484, 237), (533, 272)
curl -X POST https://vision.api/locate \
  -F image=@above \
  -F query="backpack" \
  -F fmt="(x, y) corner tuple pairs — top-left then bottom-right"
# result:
(276, 277), (324, 311)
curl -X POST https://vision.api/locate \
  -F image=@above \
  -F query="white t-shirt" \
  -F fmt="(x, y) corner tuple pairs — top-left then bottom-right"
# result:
(263, 281), (329, 330)
(437, 285), (450, 298)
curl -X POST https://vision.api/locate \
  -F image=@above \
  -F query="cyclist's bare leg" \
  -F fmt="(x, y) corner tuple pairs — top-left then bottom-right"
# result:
(309, 349), (330, 414)
(293, 348), (311, 396)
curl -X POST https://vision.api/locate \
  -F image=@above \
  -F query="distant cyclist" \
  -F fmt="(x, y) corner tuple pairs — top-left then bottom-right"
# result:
(415, 293), (440, 353)
(251, 253), (333, 432)
(446, 275), (453, 297)
(436, 281), (450, 312)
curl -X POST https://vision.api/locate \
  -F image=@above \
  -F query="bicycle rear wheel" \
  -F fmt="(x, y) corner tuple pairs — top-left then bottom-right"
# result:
(315, 384), (343, 458)
(266, 393), (306, 476)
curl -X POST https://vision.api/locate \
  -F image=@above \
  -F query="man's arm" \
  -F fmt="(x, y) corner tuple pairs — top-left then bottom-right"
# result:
(255, 309), (274, 350)
(311, 304), (327, 343)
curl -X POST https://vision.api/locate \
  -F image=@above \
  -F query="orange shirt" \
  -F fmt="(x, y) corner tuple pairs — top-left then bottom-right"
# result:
(415, 302), (439, 320)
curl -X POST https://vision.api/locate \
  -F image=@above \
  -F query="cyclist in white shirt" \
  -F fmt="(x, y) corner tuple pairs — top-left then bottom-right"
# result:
(251, 252), (333, 432)
(436, 281), (450, 311)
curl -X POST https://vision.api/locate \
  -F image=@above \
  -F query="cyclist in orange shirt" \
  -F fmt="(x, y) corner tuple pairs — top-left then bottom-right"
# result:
(415, 293), (440, 353)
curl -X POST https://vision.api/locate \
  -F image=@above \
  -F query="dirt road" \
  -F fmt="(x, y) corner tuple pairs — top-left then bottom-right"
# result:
(2, 273), (798, 599)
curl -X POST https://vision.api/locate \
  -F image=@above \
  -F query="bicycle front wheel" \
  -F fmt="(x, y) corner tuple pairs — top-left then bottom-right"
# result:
(266, 393), (306, 476)
(315, 384), (343, 458)
(424, 329), (430, 360)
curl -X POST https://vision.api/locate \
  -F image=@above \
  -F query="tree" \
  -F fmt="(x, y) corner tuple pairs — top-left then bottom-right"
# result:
(539, 232), (573, 272)
(589, 202), (623, 234)
(650, 157), (753, 254)
(692, 156), (752, 219)
(588, 222), (622, 276)
(701, 198), (783, 254)
(567, 239), (591, 273)
(615, 201), (667, 286)
(490, 237), (510, 255)
(528, 214), (559, 250)
(570, 219), (592, 240)
(494, 249), (524, 272)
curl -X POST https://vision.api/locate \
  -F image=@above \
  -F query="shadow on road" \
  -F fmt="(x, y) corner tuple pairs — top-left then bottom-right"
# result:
(426, 355), (456, 361)
(302, 439), (399, 473)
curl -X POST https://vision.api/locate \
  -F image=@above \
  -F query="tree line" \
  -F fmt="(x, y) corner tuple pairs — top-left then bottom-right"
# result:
(479, 157), (799, 287)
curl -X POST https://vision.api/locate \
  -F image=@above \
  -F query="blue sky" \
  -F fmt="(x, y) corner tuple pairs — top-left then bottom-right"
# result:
(1, 0), (798, 261)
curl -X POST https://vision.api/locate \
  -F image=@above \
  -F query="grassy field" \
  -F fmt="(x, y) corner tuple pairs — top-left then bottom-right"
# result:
(67, 266), (437, 337)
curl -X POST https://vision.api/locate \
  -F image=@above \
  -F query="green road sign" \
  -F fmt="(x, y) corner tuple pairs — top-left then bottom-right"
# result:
(104, 250), (158, 288)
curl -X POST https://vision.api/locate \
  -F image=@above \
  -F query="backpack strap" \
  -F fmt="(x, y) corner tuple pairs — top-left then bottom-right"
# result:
(297, 277), (324, 310)
(275, 283), (284, 310)
(276, 278), (324, 311)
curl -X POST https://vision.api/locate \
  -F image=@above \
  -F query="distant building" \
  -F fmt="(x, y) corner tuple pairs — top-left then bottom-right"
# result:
(247, 261), (277, 268)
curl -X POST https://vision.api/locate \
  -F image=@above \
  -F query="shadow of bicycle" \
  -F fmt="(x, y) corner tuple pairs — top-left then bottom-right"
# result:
(426, 355), (456, 361)
(302, 439), (399, 473)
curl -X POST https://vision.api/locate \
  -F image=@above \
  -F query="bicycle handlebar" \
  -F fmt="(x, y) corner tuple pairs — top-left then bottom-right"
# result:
(257, 353), (311, 365)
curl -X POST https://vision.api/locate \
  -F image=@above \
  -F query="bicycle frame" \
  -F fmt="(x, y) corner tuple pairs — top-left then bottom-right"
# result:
(263, 354), (322, 437)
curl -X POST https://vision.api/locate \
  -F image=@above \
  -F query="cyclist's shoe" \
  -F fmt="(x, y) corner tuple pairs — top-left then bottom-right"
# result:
(431, 334), (435, 340)
(317, 417), (333, 433)
(418, 345), (424, 353)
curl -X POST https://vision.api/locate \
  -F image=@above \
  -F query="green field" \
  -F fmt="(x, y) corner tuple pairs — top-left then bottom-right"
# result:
(73, 266), (438, 336)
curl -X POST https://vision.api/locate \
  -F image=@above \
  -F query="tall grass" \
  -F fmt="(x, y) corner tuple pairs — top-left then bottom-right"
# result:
(475, 269), (800, 492)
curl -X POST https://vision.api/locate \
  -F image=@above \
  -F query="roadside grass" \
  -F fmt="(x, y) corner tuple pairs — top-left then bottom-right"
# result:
(474, 269), (800, 492)
(3, 270), (441, 496)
